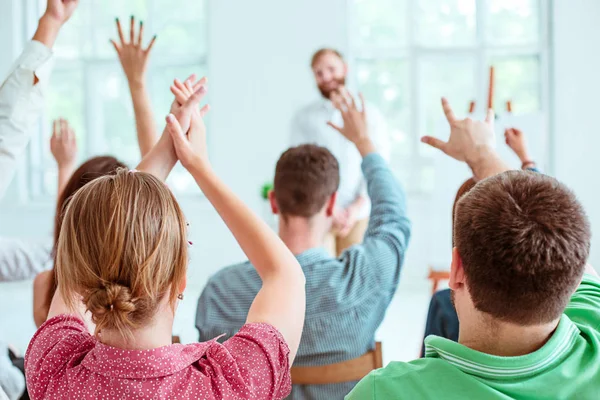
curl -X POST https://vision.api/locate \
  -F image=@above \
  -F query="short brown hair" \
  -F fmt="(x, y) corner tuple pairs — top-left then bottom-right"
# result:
(274, 145), (339, 218)
(56, 169), (188, 341)
(454, 171), (590, 325)
(311, 48), (344, 68)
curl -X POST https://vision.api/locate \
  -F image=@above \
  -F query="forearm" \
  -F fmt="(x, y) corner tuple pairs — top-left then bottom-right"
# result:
(189, 162), (301, 281)
(136, 130), (177, 181)
(129, 83), (159, 157)
(362, 152), (411, 250)
(57, 165), (75, 195)
(189, 162), (305, 360)
(32, 15), (62, 49)
(468, 147), (510, 181)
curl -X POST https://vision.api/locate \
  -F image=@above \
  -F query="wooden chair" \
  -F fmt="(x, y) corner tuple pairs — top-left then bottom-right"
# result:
(291, 342), (383, 385)
(172, 335), (181, 344)
(428, 266), (450, 295)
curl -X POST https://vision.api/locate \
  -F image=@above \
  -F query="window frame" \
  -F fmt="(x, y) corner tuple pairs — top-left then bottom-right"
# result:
(22, 0), (209, 202)
(347, 0), (552, 194)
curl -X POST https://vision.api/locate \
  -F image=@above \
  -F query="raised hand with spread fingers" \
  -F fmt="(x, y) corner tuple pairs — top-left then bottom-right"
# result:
(111, 16), (158, 157)
(33, 0), (80, 48)
(421, 98), (509, 180)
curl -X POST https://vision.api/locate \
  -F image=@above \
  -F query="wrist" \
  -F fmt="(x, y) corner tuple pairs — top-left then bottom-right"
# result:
(468, 146), (509, 181)
(355, 138), (376, 158)
(187, 158), (212, 176)
(57, 162), (76, 171)
(128, 79), (147, 90)
(33, 15), (62, 48)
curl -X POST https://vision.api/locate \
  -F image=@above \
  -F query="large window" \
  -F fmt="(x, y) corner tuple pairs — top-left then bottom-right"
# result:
(351, 0), (549, 192)
(27, 0), (208, 198)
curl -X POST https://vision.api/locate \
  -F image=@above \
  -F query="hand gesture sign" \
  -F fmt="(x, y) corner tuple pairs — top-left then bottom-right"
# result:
(110, 16), (157, 85)
(421, 98), (495, 165)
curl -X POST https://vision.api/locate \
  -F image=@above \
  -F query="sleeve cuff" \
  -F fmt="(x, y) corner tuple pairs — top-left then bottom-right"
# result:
(361, 152), (387, 174)
(15, 41), (54, 85)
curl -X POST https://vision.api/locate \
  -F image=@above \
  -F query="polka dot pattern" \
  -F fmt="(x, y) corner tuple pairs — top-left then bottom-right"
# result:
(24, 315), (291, 399)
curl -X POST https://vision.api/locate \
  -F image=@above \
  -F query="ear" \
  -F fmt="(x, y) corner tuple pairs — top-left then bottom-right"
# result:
(325, 192), (337, 217)
(449, 247), (466, 291)
(268, 190), (279, 215)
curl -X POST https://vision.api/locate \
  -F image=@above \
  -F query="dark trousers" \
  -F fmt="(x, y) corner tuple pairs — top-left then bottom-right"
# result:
(8, 350), (28, 400)
(421, 289), (460, 357)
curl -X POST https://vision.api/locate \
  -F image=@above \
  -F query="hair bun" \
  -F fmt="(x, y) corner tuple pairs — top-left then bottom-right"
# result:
(86, 283), (136, 319)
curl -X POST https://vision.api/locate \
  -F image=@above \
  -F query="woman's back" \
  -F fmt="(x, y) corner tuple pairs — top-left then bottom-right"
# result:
(27, 316), (291, 399)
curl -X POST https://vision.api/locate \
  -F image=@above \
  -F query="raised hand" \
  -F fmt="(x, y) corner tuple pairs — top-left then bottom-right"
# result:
(170, 75), (208, 115)
(504, 128), (531, 163)
(43, 0), (79, 25)
(166, 86), (211, 170)
(422, 98), (508, 180)
(50, 119), (77, 168)
(33, 0), (80, 49)
(111, 16), (157, 86)
(327, 89), (375, 156)
(422, 98), (496, 164)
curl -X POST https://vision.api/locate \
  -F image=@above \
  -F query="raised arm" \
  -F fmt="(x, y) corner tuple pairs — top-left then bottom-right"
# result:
(421, 98), (510, 181)
(505, 128), (537, 170)
(166, 94), (305, 364)
(50, 119), (77, 195)
(111, 16), (158, 157)
(328, 91), (411, 284)
(0, 0), (78, 199)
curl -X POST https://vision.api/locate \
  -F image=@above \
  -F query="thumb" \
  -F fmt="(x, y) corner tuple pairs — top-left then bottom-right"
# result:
(327, 121), (343, 133)
(166, 114), (187, 145)
(421, 136), (447, 152)
(485, 108), (495, 124)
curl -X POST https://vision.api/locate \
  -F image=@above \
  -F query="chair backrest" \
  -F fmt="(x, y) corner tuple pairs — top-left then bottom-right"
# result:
(291, 342), (383, 385)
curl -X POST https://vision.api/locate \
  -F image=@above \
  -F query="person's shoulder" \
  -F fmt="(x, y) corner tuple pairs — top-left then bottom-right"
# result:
(206, 261), (260, 291)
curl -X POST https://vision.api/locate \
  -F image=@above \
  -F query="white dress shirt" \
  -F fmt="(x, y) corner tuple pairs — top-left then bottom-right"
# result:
(0, 40), (53, 199)
(0, 41), (54, 282)
(290, 98), (390, 220)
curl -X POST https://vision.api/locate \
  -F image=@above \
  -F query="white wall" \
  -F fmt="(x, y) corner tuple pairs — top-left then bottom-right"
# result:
(553, 0), (600, 268)
(1, 0), (600, 351)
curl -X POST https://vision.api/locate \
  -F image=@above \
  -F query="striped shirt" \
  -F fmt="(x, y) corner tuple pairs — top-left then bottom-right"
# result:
(196, 153), (411, 399)
(347, 274), (600, 399)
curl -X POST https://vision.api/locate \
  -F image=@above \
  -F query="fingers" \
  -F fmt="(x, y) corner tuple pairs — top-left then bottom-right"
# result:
(174, 78), (193, 98)
(129, 16), (135, 44)
(137, 20), (144, 47)
(327, 121), (343, 133)
(146, 35), (157, 53)
(330, 92), (346, 113)
(170, 85), (188, 105)
(60, 119), (68, 141)
(52, 120), (59, 137)
(359, 93), (366, 115)
(421, 136), (448, 153)
(193, 76), (208, 92)
(441, 97), (457, 125)
(110, 39), (120, 54)
(116, 18), (125, 45)
(166, 114), (187, 145)
(184, 86), (208, 109)
(485, 108), (495, 125)
(200, 104), (211, 118)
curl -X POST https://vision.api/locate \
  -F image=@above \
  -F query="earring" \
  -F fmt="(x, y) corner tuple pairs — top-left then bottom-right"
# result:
(177, 293), (184, 300)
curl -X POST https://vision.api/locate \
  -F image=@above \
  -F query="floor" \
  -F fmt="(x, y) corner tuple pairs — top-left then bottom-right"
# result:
(0, 276), (436, 365)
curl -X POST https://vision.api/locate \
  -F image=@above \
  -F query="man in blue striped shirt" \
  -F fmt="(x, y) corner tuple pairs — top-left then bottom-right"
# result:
(196, 90), (411, 399)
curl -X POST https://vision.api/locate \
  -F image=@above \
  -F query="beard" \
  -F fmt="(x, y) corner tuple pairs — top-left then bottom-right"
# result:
(317, 77), (346, 99)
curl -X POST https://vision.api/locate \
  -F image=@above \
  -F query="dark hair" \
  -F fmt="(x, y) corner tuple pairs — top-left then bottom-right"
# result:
(454, 171), (591, 325)
(46, 156), (128, 312)
(311, 48), (344, 68)
(452, 178), (477, 246)
(274, 145), (339, 218)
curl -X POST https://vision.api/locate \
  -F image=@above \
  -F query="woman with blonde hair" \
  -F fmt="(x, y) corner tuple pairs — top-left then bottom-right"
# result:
(24, 82), (306, 399)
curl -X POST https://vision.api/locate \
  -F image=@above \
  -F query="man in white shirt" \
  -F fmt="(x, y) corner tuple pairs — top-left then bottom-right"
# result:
(291, 48), (390, 255)
(0, 2), (79, 399)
